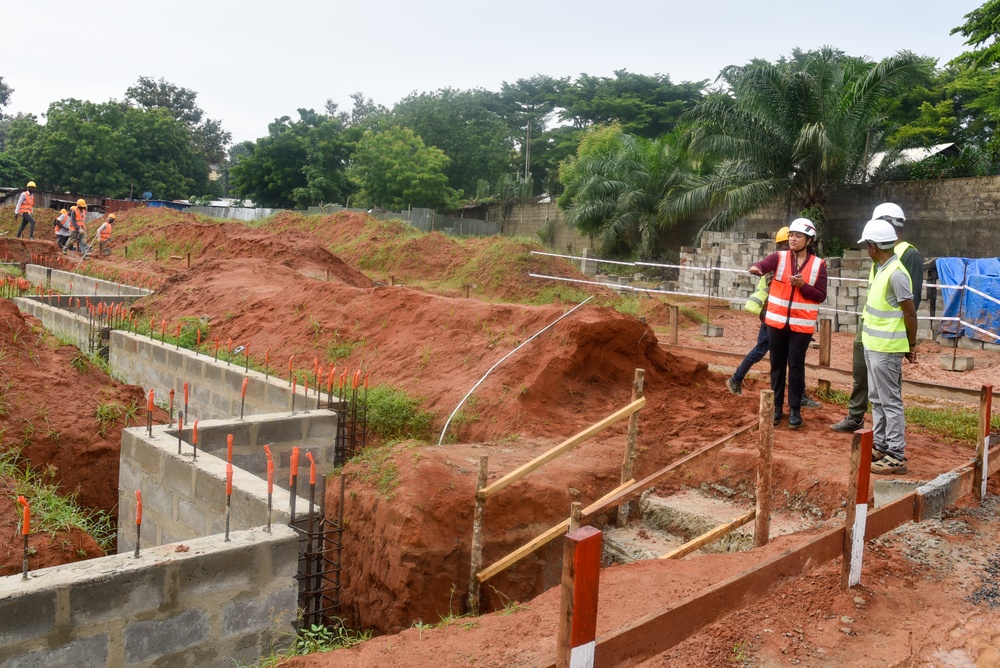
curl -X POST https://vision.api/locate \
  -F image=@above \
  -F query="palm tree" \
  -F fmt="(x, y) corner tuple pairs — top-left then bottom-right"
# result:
(671, 47), (926, 239)
(568, 130), (697, 259)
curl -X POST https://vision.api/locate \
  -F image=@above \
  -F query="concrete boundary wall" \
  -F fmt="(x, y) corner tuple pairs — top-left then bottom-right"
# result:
(15, 297), (94, 351)
(0, 527), (298, 668)
(24, 265), (152, 297)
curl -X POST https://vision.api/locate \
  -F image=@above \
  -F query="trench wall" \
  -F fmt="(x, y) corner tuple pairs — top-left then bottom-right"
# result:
(0, 527), (298, 668)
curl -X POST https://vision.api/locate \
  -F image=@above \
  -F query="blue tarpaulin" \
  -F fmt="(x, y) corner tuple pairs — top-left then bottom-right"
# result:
(935, 257), (1000, 342)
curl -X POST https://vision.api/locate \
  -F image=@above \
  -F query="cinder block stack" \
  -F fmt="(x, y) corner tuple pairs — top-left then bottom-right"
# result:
(824, 250), (867, 334)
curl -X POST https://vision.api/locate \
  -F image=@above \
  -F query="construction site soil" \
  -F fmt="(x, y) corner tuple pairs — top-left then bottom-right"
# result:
(1, 208), (999, 666)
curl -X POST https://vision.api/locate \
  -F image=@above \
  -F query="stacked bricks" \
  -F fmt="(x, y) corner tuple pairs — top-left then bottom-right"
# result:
(678, 231), (775, 307)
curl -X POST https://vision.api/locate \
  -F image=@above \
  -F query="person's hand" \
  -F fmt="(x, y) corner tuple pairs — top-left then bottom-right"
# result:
(749, 266), (763, 276)
(790, 273), (805, 287)
(904, 350), (917, 363)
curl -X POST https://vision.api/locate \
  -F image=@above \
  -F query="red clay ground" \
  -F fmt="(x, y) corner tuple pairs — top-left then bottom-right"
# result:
(2, 208), (999, 666)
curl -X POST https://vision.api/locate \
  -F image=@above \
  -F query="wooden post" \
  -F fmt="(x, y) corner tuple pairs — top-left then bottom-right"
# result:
(186, 252), (191, 268)
(556, 526), (602, 668)
(818, 319), (832, 395)
(467, 456), (489, 614)
(389, 275), (395, 286)
(975, 384), (994, 502)
(669, 305), (679, 345)
(841, 429), (873, 589)
(754, 390), (774, 547)
(463, 284), (470, 298)
(569, 501), (583, 533)
(617, 369), (646, 527)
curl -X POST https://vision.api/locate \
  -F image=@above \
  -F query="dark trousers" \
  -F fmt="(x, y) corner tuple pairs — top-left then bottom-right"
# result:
(733, 322), (770, 384)
(767, 324), (812, 411)
(16, 213), (36, 239)
(847, 331), (869, 421)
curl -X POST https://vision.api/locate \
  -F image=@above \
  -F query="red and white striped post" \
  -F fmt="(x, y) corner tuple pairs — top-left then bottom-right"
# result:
(841, 428), (873, 589)
(975, 384), (994, 502)
(557, 525), (602, 668)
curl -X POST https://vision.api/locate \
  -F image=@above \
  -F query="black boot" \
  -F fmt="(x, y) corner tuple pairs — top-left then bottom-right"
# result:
(773, 409), (784, 426)
(789, 406), (802, 429)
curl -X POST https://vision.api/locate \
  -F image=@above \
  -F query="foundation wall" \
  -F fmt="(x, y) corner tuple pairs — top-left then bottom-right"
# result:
(0, 527), (298, 668)
(24, 265), (153, 297)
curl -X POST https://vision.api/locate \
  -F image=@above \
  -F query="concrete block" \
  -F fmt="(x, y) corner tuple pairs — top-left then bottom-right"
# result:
(0, 590), (57, 644)
(5, 634), (109, 668)
(72, 576), (163, 625)
(958, 337), (985, 351)
(700, 324), (724, 337)
(124, 608), (208, 663)
(940, 354), (975, 371)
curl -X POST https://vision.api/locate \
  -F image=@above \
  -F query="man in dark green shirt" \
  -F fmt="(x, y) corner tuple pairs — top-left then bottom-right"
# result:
(830, 203), (923, 434)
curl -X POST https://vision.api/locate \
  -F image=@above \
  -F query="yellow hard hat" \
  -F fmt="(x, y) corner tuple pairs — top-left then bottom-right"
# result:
(775, 226), (790, 244)
(107, 213), (116, 222)
(60, 209), (67, 215)
(27, 181), (36, 188)
(77, 199), (87, 208)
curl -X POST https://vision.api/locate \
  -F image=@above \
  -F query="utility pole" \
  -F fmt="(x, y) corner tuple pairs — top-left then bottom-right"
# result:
(524, 99), (531, 183)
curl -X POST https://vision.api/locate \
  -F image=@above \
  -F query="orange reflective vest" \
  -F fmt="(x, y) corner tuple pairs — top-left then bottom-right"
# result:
(54, 213), (69, 235)
(763, 250), (824, 334)
(16, 191), (34, 214)
(69, 207), (87, 231)
(99, 222), (112, 241)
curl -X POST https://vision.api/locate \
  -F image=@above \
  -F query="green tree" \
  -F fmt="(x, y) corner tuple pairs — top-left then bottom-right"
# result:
(348, 126), (460, 210)
(228, 109), (353, 208)
(557, 122), (627, 209)
(390, 88), (515, 198)
(568, 130), (697, 259)
(951, 0), (1000, 69)
(673, 48), (925, 238)
(0, 76), (11, 119)
(0, 151), (29, 187)
(498, 75), (565, 194)
(5, 99), (207, 198)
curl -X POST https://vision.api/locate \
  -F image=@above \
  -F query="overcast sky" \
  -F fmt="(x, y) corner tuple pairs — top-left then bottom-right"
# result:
(3, 0), (982, 145)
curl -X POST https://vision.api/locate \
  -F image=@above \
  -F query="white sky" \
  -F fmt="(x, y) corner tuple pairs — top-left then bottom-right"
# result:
(3, 0), (982, 145)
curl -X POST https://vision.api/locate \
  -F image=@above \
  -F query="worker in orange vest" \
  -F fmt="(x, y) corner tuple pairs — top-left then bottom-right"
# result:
(749, 218), (828, 429)
(94, 213), (115, 256)
(64, 199), (89, 253)
(53, 208), (71, 249)
(14, 181), (37, 239)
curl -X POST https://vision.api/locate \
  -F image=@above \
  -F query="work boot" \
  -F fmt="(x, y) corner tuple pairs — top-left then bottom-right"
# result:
(726, 376), (742, 395)
(830, 416), (864, 433)
(773, 410), (784, 426)
(800, 396), (821, 409)
(788, 407), (802, 429)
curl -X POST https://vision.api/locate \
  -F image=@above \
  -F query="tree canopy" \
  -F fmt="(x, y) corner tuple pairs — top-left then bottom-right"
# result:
(951, 0), (1000, 69)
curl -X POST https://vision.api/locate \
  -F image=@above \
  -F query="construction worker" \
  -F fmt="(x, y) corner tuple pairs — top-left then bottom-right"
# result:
(14, 181), (37, 239)
(94, 213), (114, 256)
(857, 218), (918, 475)
(53, 209), (71, 249)
(727, 227), (821, 408)
(65, 199), (89, 253)
(749, 218), (827, 429)
(831, 203), (923, 433)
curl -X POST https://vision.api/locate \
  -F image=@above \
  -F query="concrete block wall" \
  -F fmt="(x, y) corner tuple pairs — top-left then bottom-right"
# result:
(110, 331), (309, 422)
(0, 527), (298, 668)
(14, 297), (94, 351)
(117, 423), (314, 552)
(24, 265), (152, 298)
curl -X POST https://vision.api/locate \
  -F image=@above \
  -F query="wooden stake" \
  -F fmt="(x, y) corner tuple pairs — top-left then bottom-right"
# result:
(617, 369), (645, 528)
(569, 501), (583, 533)
(467, 456), (489, 615)
(841, 429), (873, 589)
(556, 526), (602, 668)
(462, 284), (470, 298)
(755, 389), (774, 547)
(818, 318), (832, 395)
(669, 305), (679, 345)
(975, 384), (994, 502)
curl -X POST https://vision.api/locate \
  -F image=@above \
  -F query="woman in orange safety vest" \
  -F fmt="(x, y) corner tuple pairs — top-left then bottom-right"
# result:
(749, 218), (828, 430)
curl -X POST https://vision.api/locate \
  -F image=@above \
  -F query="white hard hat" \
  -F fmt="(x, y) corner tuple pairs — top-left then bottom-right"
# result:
(872, 202), (905, 226)
(858, 218), (898, 244)
(788, 218), (817, 237)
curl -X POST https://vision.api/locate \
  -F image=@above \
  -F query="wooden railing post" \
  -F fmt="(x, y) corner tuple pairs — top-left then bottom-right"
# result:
(668, 305), (679, 345)
(467, 456), (489, 614)
(754, 390), (774, 547)
(975, 384), (994, 502)
(556, 526), (602, 668)
(841, 429), (873, 589)
(818, 318), (832, 395)
(617, 369), (646, 527)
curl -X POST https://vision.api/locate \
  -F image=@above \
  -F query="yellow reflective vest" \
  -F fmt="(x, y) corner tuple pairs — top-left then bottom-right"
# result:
(744, 275), (769, 315)
(862, 255), (912, 353)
